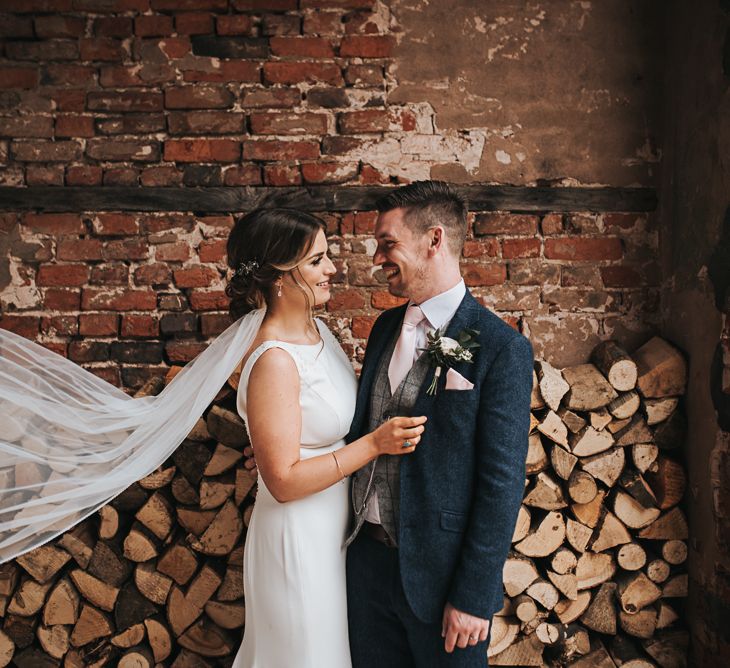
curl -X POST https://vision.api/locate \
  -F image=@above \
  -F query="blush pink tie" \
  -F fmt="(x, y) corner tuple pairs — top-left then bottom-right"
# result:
(388, 304), (426, 393)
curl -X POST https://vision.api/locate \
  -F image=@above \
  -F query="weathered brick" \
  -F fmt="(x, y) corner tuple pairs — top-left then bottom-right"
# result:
(35, 15), (85, 38)
(121, 313), (159, 338)
(371, 290), (408, 310)
(232, 0), (297, 9)
(23, 213), (84, 235)
(55, 115), (95, 138)
(0, 68), (39, 89)
(508, 261), (561, 286)
(544, 238), (623, 261)
(88, 91), (163, 112)
(96, 114), (166, 135)
(0, 116), (53, 138)
(69, 341), (110, 363)
(57, 238), (104, 261)
(307, 87), (350, 108)
(201, 312), (232, 336)
(66, 165), (103, 186)
(302, 161), (358, 184)
(90, 263), (129, 285)
(183, 164), (222, 186)
(301, 0), (374, 7)
(42, 64), (96, 86)
(321, 136), (363, 155)
(560, 265), (602, 288)
(600, 265), (643, 288)
(12, 140), (82, 162)
(241, 87), (300, 108)
(134, 263), (173, 286)
(6, 40), (79, 61)
(263, 61), (343, 86)
(43, 288), (80, 311)
(566, 214), (601, 234)
(189, 289), (229, 311)
(462, 263), (507, 287)
(541, 213), (564, 235)
(73, 0), (148, 11)
(111, 341), (164, 364)
(175, 12), (213, 35)
(167, 111), (245, 135)
(542, 286), (614, 313)
(340, 35), (394, 57)
(0, 315), (40, 339)
(502, 238), (541, 259)
(135, 14), (174, 36)
(224, 164), (261, 185)
(92, 213), (139, 236)
(0, 16), (34, 39)
(338, 109), (388, 134)
(342, 9), (379, 33)
(141, 166), (184, 186)
(271, 37), (335, 58)
(159, 294), (189, 311)
(140, 214), (196, 233)
(103, 167), (139, 186)
(261, 14), (301, 36)
(604, 213), (645, 230)
(87, 139), (161, 162)
(166, 341), (208, 363)
(474, 213), (539, 236)
(351, 315), (376, 339)
(345, 63), (382, 86)
(182, 61), (260, 83)
(155, 242), (191, 262)
(41, 315), (79, 336)
(191, 35), (268, 58)
(263, 163), (301, 185)
(164, 139), (240, 162)
(462, 239), (500, 258)
(94, 17), (133, 37)
(82, 288), (157, 311)
(79, 313), (119, 336)
(216, 15), (253, 35)
(26, 165), (64, 186)
(99, 64), (176, 87)
(303, 11), (344, 35)
(101, 239), (148, 262)
(165, 86), (234, 109)
(326, 288), (366, 311)
(197, 238), (226, 263)
(160, 313), (198, 335)
(79, 37), (127, 62)
(243, 140), (319, 161)
(250, 112), (328, 135)
(151, 0), (227, 10)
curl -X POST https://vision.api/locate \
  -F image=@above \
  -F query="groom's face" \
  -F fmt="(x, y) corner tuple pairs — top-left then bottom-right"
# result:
(373, 208), (430, 300)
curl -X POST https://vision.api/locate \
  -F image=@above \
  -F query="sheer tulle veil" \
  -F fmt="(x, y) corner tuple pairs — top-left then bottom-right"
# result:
(0, 308), (266, 563)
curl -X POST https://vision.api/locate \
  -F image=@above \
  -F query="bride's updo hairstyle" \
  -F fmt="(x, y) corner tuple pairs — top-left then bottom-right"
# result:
(226, 208), (326, 320)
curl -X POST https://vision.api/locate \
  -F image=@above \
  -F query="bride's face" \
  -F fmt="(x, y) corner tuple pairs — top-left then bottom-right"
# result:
(287, 229), (336, 307)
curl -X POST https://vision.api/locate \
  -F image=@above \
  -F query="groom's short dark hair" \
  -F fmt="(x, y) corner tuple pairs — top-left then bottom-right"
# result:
(375, 180), (468, 256)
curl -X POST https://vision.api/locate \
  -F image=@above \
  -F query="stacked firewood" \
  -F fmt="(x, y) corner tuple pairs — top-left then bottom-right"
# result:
(0, 375), (256, 668)
(489, 337), (689, 668)
(0, 336), (689, 667)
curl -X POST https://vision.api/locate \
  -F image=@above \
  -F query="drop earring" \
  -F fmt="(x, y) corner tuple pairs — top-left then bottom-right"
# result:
(276, 277), (283, 297)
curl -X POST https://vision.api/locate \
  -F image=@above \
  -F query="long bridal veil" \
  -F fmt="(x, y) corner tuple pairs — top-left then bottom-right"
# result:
(0, 308), (266, 564)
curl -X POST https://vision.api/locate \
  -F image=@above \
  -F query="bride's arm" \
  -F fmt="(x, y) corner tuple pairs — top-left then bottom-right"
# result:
(246, 348), (426, 503)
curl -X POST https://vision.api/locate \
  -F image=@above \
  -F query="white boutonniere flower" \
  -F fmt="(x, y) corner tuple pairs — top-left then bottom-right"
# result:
(421, 328), (480, 395)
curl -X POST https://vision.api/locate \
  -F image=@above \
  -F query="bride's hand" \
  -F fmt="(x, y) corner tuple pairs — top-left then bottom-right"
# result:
(372, 416), (427, 456)
(243, 445), (258, 478)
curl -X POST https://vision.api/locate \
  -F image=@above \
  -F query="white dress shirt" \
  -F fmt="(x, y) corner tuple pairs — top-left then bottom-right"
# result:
(364, 279), (467, 524)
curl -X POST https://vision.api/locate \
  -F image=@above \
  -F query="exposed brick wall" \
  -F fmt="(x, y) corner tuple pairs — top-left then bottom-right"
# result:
(0, 0), (659, 393)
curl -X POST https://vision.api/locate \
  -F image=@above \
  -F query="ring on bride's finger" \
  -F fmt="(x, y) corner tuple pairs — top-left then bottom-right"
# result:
(402, 440), (413, 448)
(469, 635), (477, 640)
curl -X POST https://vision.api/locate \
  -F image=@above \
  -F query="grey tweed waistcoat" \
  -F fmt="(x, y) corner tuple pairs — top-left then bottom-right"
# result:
(347, 328), (432, 546)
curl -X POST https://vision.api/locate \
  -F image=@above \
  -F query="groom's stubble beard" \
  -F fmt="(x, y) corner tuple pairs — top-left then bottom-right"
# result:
(388, 261), (429, 301)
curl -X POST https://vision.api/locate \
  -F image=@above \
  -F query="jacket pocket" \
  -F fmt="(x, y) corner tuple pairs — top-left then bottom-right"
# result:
(440, 510), (468, 533)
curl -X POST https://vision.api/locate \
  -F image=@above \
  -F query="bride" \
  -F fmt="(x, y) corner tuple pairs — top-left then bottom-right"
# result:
(0, 207), (425, 668)
(227, 209), (426, 668)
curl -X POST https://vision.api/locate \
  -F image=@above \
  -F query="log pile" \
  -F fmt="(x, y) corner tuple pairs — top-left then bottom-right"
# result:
(0, 376), (254, 668)
(490, 337), (689, 668)
(0, 335), (689, 667)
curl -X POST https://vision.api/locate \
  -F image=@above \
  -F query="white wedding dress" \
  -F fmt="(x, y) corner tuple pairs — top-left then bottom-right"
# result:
(232, 319), (358, 668)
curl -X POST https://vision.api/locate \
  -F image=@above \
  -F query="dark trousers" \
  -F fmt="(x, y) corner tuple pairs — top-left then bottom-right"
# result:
(346, 531), (490, 668)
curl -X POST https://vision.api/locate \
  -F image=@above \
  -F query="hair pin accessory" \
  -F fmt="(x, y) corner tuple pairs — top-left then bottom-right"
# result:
(235, 259), (259, 278)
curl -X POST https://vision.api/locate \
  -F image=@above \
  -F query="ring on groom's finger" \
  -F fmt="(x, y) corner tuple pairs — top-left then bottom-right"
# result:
(402, 440), (413, 449)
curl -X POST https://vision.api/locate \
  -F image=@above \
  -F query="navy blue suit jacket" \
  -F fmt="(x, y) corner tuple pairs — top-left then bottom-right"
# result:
(347, 290), (534, 624)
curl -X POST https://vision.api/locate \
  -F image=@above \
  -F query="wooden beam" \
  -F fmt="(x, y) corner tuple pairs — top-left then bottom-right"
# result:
(0, 186), (657, 213)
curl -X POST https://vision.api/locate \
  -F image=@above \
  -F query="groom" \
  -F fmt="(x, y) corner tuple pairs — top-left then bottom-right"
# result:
(345, 181), (533, 666)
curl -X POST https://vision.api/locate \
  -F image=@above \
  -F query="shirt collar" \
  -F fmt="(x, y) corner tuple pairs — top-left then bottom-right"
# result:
(413, 279), (466, 331)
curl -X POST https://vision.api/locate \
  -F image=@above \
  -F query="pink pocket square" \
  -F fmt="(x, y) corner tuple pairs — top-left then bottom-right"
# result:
(445, 368), (474, 391)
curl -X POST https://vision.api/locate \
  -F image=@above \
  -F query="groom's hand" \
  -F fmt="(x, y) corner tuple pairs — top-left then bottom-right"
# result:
(441, 602), (490, 653)
(243, 445), (258, 478)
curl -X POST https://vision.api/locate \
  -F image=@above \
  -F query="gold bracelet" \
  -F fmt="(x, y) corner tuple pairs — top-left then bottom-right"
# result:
(332, 451), (347, 481)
